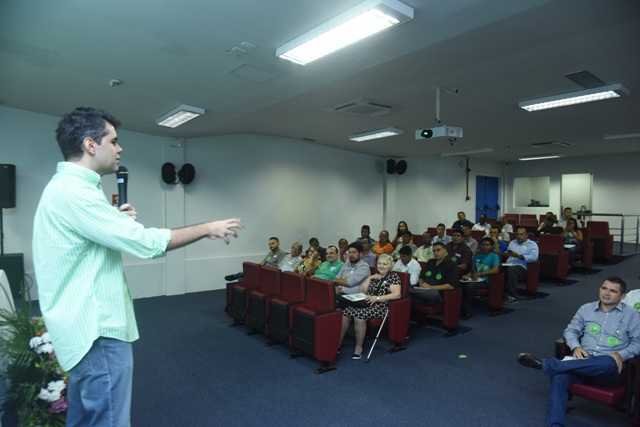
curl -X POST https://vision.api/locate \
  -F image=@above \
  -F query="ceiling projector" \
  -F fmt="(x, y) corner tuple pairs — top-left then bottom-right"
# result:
(415, 125), (463, 139)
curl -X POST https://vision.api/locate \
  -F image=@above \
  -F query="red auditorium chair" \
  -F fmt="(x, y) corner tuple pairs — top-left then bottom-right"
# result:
(473, 271), (505, 316)
(587, 221), (614, 262)
(289, 277), (343, 374)
(520, 213), (537, 221)
(246, 267), (282, 335)
(538, 234), (569, 283)
(266, 272), (306, 346)
(411, 288), (462, 338)
(227, 262), (261, 324)
(412, 234), (422, 246)
(505, 213), (520, 225)
(366, 271), (411, 354)
(573, 227), (594, 273)
(518, 218), (539, 234)
(555, 338), (640, 423)
(470, 229), (486, 242)
(520, 260), (540, 298)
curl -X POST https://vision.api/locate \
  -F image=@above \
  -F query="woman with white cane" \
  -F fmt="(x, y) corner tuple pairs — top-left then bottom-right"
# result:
(338, 254), (401, 360)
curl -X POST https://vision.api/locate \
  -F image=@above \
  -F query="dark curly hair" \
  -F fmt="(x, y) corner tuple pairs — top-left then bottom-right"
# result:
(55, 107), (121, 160)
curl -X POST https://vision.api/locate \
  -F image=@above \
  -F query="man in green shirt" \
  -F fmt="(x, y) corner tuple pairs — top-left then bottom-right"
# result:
(313, 245), (344, 281)
(33, 107), (243, 426)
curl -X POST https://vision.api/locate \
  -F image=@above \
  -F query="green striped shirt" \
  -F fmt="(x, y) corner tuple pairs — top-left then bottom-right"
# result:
(33, 162), (171, 370)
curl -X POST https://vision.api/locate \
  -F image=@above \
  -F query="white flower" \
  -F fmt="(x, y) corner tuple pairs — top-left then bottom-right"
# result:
(41, 332), (51, 343)
(29, 336), (43, 349)
(37, 343), (54, 354)
(37, 380), (65, 402)
(48, 380), (66, 393)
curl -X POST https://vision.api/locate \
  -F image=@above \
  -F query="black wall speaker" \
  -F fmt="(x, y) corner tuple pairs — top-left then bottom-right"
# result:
(0, 164), (16, 208)
(0, 253), (24, 299)
(385, 159), (408, 175)
(396, 160), (408, 175)
(386, 159), (396, 174)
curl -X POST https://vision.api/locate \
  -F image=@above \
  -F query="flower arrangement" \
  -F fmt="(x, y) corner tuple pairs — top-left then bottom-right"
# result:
(0, 285), (68, 427)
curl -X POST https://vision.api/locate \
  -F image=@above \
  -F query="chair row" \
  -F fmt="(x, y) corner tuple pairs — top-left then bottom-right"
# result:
(225, 263), (414, 373)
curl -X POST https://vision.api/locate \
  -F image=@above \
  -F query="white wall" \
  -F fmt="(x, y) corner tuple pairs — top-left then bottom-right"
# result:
(2, 105), (638, 299)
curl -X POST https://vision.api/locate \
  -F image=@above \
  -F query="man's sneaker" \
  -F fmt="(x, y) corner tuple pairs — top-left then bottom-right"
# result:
(517, 353), (542, 369)
(504, 296), (518, 304)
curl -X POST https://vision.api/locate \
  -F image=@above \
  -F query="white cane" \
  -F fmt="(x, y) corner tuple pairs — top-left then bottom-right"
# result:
(365, 309), (389, 364)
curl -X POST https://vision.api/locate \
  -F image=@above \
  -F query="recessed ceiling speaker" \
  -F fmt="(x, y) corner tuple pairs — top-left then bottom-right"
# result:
(0, 164), (17, 208)
(178, 163), (196, 185)
(161, 162), (178, 184)
(395, 160), (407, 175)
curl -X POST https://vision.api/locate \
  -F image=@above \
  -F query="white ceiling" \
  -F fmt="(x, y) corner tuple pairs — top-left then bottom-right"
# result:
(1, 0), (639, 162)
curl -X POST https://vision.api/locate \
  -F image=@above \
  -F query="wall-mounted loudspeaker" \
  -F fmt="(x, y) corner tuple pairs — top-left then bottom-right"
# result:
(162, 163), (196, 185)
(0, 164), (17, 208)
(385, 159), (408, 175)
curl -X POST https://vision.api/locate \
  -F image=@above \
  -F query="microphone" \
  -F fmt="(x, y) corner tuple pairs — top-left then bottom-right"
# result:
(116, 166), (128, 207)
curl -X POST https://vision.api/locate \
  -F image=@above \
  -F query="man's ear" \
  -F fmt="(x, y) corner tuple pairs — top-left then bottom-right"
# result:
(82, 137), (96, 155)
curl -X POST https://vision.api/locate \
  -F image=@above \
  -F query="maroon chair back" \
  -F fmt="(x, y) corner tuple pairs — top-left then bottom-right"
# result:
(243, 262), (261, 287)
(279, 272), (306, 303)
(303, 278), (336, 312)
(538, 234), (564, 254)
(427, 227), (438, 237)
(259, 267), (281, 295)
(470, 230), (485, 240)
(586, 221), (611, 238)
(505, 213), (520, 224)
(520, 214), (537, 221)
(412, 234), (422, 246)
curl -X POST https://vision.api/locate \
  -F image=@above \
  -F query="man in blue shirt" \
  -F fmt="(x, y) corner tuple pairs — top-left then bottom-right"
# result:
(517, 276), (640, 427)
(503, 227), (539, 304)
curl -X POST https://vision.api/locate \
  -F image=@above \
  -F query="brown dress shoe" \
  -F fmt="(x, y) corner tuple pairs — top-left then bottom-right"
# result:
(517, 352), (542, 369)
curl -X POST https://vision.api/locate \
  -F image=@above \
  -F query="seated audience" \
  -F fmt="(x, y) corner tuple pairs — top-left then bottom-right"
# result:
(391, 220), (409, 245)
(335, 242), (371, 299)
(488, 225), (508, 255)
(445, 230), (473, 275)
(461, 237), (501, 319)
(414, 231), (435, 262)
(503, 227), (539, 304)
(359, 237), (378, 267)
(493, 221), (511, 242)
(224, 236), (286, 282)
(338, 238), (349, 263)
(309, 237), (327, 259)
(409, 242), (459, 307)
(472, 213), (491, 235)
(297, 246), (322, 277)
(557, 207), (583, 228)
(432, 223), (452, 245)
(562, 218), (583, 267)
(356, 224), (376, 245)
(313, 245), (343, 281)
(392, 245), (422, 286)
(452, 211), (474, 231)
(339, 254), (401, 360)
(261, 236), (286, 268)
(462, 225), (479, 253)
(498, 214), (514, 234)
(372, 230), (394, 256)
(517, 277), (640, 427)
(279, 242), (304, 272)
(536, 212), (558, 237)
(392, 230), (417, 259)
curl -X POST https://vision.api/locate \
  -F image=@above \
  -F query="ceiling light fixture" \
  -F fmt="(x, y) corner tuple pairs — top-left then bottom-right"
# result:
(519, 83), (629, 112)
(440, 148), (494, 157)
(156, 104), (205, 128)
(276, 0), (414, 66)
(348, 127), (404, 142)
(519, 153), (565, 161)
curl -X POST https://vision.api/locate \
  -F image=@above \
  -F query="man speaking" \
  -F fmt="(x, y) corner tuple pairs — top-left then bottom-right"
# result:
(33, 107), (243, 426)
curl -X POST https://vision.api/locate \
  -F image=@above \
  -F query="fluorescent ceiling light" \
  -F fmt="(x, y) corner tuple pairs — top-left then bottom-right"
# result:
(519, 153), (565, 161)
(349, 127), (404, 142)
(604, 132), (640, 140)
(156, 104), (205, 128)
(440, 148), (494, 157)
(519, 83), (629, 112)
(276, 0), (413, 66)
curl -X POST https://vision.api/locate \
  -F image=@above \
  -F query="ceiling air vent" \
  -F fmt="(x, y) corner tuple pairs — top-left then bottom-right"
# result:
(531, 140), (573, 149)
(329, 97), (398, 117)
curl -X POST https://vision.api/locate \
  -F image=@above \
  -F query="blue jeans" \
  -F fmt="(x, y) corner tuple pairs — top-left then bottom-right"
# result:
(67, 337), (133, 427)
(543, 355), (619, 427)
